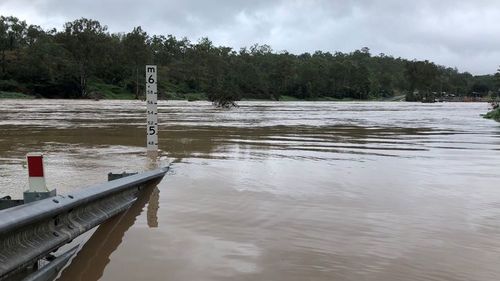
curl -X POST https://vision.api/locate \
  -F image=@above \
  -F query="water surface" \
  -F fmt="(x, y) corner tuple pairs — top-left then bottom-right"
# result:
(0, 100), (499, 281)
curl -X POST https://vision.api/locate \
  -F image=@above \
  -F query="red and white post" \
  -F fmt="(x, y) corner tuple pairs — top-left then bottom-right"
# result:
(26, 153), (49, 192)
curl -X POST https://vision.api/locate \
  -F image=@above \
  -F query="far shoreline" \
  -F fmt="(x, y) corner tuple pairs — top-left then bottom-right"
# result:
(0, 91), (409, 102)
(0, 91), (495, 103)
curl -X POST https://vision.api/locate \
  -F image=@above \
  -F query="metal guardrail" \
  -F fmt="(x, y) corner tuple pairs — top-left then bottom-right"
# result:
(22, 245), (79, 281)
(0, 167), (168, 280)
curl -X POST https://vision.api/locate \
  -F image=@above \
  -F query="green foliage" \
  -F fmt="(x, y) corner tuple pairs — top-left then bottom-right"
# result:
(0, 15), (498, 103)
(0, 79), (22, 92)
(87, 81), (134, 99)
(0, 91), (33, 99)
(484, 108), (500, 121)
(185, 93), (207, 101)
(494, 66), (500, 93)
(123, 26), (149, 99)
(405, 91), (418, 102)
(278, 95), (300, 101)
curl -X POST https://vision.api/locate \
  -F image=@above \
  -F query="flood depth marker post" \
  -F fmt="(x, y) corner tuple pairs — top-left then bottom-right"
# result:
(146, 65), (158, 158)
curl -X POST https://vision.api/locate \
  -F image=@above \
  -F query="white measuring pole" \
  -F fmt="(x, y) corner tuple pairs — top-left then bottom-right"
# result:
(146, 65), (158, 158)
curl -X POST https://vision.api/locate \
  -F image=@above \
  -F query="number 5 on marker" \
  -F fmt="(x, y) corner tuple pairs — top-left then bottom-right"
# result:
(148, 126), (156, 135)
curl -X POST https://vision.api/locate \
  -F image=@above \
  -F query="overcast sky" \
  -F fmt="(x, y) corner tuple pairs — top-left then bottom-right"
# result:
(1, 0), (499, 74)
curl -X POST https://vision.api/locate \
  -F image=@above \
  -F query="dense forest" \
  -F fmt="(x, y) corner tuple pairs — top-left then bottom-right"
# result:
(1, 15), (499, 101)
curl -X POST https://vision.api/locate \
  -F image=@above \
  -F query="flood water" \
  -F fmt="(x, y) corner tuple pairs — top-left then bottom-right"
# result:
(1, 100), (500, 281)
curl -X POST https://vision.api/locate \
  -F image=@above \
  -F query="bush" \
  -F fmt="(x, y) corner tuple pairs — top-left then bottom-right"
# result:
(484, 108), (500, 121)
(0, 80), (23, 92)
(87, 81), (134, 99)
(405, 91), (419, 102)
(185, 93), (206, 101)
(0, 91), (33, 99)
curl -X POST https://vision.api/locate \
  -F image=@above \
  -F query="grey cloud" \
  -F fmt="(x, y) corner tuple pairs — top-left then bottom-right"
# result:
(1, 0), (499, 74)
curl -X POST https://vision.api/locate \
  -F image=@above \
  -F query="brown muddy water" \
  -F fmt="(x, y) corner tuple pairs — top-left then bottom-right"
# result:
(1, 100), (500, 281)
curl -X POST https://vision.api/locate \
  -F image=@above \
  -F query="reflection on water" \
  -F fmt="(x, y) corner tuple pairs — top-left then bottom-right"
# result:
(147, 187), (160, 228)
(1, 100), (500, 281)
(57, 184), (161, 281)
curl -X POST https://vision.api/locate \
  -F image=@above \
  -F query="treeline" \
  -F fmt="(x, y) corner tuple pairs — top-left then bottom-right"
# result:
(1, 15), (499, 101)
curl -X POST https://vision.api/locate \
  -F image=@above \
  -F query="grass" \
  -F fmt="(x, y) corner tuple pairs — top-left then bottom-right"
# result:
(378, 94), (406, 102)
(184, 92), (207, 101)
(0, 87), (411, 103)
(484, 108), (500, 121)
(279, 95), (300, 101)
(310, 96), (356, 101)
(87, 82), (135, 99)
(0, 91), (34, 99)
(279, 95), (405, 102)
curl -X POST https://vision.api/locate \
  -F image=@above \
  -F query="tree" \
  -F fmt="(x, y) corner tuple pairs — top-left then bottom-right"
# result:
(495, 66), (500, 94)
(404, 60), (439, 101)
(123, 26), (149, 99)
(0, 14), (497, 104)
(0, 16), (28, 78)
(57, 18), (108, 97)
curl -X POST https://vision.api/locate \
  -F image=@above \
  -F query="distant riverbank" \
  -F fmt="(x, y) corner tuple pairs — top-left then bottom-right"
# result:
(0, 91), (34, 99)
(1, 91), (408, 102)
(2, 91), (496, 104)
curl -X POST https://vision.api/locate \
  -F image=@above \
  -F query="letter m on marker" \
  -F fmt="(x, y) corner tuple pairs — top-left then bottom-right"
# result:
(147, 66), (156, 73)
